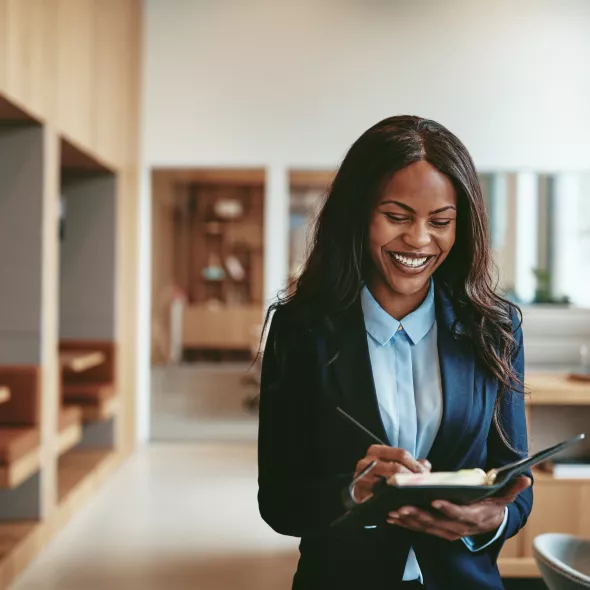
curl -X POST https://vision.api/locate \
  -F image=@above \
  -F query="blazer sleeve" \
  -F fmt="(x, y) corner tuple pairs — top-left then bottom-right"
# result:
(257, 311), (352, 537)
(484, 319), (533, 550)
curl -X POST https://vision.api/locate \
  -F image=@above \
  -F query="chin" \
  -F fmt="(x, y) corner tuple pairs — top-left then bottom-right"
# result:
(386, 276), (432, 296)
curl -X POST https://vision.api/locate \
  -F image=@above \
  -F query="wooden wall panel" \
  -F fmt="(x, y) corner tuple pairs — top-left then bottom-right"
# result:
(92, 0), (128, 166)
(118, 0), (141, 452)
(56, 0), (95, 150)
(0, 0), (7, 90)
(0, 0), (141, 583)
(4, 0), (57, 121)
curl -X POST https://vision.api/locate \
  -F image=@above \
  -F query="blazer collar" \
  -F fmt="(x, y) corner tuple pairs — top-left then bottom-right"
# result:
(330, 284), (476, 469)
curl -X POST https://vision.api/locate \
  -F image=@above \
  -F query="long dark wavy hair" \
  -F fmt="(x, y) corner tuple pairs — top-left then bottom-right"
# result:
(264, 115), (523, 446)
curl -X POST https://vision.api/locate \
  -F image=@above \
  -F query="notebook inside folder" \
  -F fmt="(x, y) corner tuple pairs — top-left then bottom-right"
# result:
(331, 433), (585, 529)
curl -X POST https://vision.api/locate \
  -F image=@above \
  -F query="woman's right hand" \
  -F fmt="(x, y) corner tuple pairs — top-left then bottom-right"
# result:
(352, 445), (431, 503)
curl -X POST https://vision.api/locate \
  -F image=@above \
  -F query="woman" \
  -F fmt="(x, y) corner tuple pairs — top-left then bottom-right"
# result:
(257, 116), (532, 590)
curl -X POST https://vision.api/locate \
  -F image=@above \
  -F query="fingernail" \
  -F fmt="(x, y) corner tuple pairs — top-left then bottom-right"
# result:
(389, 513), (398, 519)
(400, 508), (411, 516)
(432, 501), (442, 509)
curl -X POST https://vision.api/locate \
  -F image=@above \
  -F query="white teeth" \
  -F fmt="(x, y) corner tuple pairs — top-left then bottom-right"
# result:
(391, 253), (429, 268)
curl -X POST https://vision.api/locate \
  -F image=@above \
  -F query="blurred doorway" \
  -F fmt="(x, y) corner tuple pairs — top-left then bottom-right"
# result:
(150, 168), (265, 441)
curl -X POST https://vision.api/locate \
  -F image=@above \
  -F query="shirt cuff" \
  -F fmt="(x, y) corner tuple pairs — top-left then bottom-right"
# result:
(462, 507), (508, 552)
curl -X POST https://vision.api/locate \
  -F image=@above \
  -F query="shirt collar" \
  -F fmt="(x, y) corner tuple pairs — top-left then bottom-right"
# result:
(360, 281), (436, 346)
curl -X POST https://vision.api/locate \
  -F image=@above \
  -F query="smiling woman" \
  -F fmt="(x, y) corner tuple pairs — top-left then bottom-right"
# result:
(258, 116), (532, 590)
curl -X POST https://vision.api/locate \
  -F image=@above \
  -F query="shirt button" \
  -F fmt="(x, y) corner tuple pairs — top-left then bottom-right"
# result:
(397, 325), (403, 331)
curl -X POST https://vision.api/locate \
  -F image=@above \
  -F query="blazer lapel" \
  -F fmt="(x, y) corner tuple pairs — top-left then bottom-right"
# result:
(427, 286), (475, 470)
(330, 301), (390, 447)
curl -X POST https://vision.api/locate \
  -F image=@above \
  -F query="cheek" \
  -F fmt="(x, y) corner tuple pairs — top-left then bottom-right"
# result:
(438, 228), (456, 256)
(368, 216), (399, 251)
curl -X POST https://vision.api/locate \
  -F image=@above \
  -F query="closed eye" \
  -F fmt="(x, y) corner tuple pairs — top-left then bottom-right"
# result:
(384, 213), (409, 223)
(430, 219), (453, 227)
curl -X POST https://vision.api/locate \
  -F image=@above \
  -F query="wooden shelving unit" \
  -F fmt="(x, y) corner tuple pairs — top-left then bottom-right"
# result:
(497, 372), (590, 577)
(151, 168), (265, 363)
(0, 1), (141, 586)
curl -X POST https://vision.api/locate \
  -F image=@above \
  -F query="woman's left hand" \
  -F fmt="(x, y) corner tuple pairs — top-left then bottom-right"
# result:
(386, 476), (532, 541)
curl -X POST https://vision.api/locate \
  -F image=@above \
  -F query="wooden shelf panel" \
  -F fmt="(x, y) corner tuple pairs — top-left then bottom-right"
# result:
(0, 450), (40, 489)
(0, 387), (10, 405)
(60, 136), (114, 173)
(0, 522), (38, 562)
(526, 373), (590, 405)
(532, 468), (590, 484)
(80, 395), (119, 423)
(60, 351), (106, 373)
(153, 168), (265, 187)
(498, 557), (539, 578)
(58, 449), (113, 504)
(57, 423), (82, 457)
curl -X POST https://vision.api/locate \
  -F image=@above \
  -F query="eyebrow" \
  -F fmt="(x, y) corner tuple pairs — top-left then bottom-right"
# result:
(380, 200), (457, 215)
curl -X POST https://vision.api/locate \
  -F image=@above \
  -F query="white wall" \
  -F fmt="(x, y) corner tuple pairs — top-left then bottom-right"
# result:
(144, 0), (590, 170)
(139, 0), (590, 441)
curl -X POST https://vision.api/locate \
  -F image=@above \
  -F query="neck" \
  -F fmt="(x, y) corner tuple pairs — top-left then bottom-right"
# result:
(368, 279), (430, 320)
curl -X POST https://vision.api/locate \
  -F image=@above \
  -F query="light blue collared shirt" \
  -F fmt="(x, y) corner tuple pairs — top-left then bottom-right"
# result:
(361, 282), (508, 583)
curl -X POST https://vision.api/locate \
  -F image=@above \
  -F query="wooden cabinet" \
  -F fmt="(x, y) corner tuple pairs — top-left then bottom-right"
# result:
(183, 305), (262, 351)
(522, 476), (590, 557)
(498, 373), (590, 578)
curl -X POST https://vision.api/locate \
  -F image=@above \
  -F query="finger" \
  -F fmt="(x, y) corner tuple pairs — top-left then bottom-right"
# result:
(487, 476), (532, 504)
(418, 459), (432, 472)
(499, 476), (532, 499)
(432, 500), (476, 523)
(388, 515), (465, 542)
(367, 445), (426, 473)
(355, 460), (412, 483)
(399, 506), (472, 536)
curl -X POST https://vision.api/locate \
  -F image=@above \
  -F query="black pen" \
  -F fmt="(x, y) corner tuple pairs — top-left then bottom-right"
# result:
(336, 406), (388, 446)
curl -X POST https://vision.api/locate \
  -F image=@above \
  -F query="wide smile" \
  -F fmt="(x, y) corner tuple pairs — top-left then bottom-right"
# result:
(387, 251), (437, 274)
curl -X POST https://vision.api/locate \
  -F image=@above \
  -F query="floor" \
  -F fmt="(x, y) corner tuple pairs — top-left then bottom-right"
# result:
(10, 442), (549, 590)
(11, 443), (299, 590)
(150, 364), (259, 441)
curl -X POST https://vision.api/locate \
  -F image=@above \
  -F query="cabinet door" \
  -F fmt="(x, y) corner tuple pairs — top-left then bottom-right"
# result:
(522, 480), (585, 557)
(499, 531), (521, 558)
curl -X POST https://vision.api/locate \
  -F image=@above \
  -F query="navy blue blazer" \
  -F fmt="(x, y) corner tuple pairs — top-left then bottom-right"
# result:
(258, 286), (533, 590)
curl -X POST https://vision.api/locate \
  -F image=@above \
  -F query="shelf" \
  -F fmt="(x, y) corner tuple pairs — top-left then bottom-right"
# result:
(81, 395), (119, 423)
(60, 351), (106, 373)
(58, 449), (114, 504)
(498, 557), (539, 578)
(531, 468), (590, 484)
(60, 136), (114, 173)
(0, 521), (38, 562)
(0, 94), (39, 123)
(0, 388), (10, 405)
(0, 449), (40, 489)
(153, 168), (265, 187)
(289, 169), (334, 189)
(525, 373), (590, 405)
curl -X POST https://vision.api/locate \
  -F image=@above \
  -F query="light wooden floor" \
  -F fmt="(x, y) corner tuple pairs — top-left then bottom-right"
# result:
(10, 443), (299, 590)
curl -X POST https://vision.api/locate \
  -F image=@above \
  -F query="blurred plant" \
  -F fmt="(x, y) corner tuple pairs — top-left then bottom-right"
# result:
(532, 268), (570, 305)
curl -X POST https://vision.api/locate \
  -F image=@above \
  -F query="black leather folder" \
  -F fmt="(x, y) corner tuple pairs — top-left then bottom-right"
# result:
(331, 433), (585, 529)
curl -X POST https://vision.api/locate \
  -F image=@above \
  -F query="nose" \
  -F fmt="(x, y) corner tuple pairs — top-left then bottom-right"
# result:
(402, 220), (431, 249)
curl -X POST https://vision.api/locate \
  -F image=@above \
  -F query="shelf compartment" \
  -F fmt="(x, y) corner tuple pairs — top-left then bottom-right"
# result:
(57, 449), (114, 504)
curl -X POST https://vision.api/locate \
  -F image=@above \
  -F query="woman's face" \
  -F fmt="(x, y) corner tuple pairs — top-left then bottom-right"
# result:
(367, 160), (458, 298)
